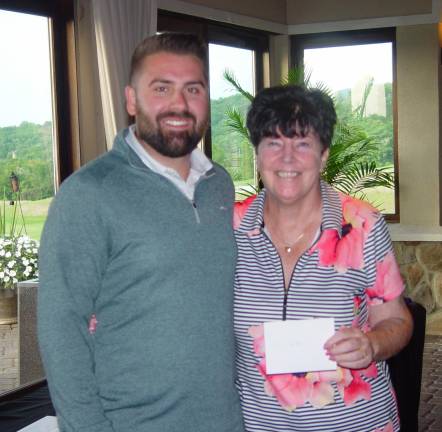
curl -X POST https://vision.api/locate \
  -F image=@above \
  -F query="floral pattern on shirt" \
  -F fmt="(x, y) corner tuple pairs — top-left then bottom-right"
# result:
(373, 420), (394, 432)
(366, 251), (403, 305)
(309, 194), (378, 273)
(249, 324), (378, 412)
(241, 192), (404, 414)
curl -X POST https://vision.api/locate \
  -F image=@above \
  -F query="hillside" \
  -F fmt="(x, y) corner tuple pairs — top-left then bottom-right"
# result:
(0, 121), (54, 200)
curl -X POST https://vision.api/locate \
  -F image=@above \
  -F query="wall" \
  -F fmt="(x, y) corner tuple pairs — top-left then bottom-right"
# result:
(171, 0), (287, 24)
(396, 24), (440, 226)
(286, 0), (433, 25)
(394, 241), (442, 334)
(161, 0), (434, 25)
(0, 324), (18, 393)
(269, 35), (290, 85)
(157, 0), (287, 33)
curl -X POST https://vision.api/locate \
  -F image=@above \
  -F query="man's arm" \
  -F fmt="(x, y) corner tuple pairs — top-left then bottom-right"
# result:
(38, 177), (114, 432)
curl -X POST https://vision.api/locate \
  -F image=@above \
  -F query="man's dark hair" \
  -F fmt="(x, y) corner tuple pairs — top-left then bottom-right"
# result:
(246, 85), (337, 150)
(129, 32), (208, 84)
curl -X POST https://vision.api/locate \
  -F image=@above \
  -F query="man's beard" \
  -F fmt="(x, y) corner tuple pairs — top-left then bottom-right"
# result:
(136, 109), (207, 158)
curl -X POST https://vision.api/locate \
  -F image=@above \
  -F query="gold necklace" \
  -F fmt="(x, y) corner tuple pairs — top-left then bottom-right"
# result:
(284, 233), (305, 253)
(270, 229), (305, 254)
(265, 206), (321, 255)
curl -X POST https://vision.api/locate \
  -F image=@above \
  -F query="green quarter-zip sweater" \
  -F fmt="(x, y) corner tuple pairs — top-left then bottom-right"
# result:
(38, 128), (244, 432)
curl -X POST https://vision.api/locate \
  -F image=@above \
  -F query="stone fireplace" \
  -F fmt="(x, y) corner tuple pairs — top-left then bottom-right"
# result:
(393, 241), (442, 334)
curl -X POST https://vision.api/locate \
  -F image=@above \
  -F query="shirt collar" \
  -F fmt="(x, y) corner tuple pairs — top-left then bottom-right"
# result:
(320, 180), (343, 237)
(125, 124), (213, 178)
(237, 180), (343, 237)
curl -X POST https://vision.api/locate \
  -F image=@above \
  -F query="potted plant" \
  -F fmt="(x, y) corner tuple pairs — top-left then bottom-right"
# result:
(0, 173), (39, 324)
(223, 69), (394, 203)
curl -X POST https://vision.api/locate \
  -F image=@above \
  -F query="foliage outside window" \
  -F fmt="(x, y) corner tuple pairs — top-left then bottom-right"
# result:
(209, 44), (257, 196)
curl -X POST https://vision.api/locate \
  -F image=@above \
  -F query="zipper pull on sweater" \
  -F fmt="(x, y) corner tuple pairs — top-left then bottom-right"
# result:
(191, 200), (201, 223)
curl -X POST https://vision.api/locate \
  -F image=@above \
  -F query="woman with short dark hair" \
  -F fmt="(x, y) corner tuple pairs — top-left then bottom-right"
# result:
(234, 85), (412, 432)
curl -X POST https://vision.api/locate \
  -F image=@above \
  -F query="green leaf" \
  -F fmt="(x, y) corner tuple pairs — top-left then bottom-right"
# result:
(222, 70), (254, 102)
(224, 107), (250, 142)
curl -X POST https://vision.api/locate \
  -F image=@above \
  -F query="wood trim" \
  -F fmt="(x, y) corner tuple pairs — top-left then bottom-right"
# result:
(0, 0), (78, 185)
(390, 30), (400, 223)
(0, 0), (53, 16)
(439, 54), (442, 226)
(51, 0), (77, 183)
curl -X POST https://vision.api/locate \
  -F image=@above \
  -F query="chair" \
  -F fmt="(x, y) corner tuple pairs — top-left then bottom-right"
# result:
(387, 298), (426, 432)
(0, 380), (55, 432)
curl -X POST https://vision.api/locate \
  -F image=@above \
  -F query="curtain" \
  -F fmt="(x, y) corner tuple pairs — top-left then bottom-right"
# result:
(92, 0), (157, 150)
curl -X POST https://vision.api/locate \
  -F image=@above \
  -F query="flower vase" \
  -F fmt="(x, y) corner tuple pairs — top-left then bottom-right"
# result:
(0, 287), (18, 325)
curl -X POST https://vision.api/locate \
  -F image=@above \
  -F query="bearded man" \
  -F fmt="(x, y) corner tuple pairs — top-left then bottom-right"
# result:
(38, 32), (244, 432)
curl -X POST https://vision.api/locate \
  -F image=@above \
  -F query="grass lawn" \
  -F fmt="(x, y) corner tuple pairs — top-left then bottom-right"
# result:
(361, 186), (395, 215)
(0, 198), (52, 241)
(234, 179), (258, 201)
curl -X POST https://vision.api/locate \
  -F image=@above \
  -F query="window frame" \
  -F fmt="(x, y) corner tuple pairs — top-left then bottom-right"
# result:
(0, 0), (77, 399)
(291, 27), (399, 222)
(0, 0), (78, 185)
(157, 10), (269, 160)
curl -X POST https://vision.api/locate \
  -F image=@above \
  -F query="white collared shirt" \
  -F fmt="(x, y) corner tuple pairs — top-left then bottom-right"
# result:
(125, 125), (213, 201)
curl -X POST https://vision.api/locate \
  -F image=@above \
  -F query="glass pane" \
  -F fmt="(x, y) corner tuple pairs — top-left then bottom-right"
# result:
(304, 43), (395, 214)
(0, 9), (55, 242)
(209, 43), (256, 199)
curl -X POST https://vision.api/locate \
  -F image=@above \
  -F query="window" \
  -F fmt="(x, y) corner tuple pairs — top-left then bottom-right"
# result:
(209, 44), (256, 196)
(157, 10), (269, 197)
(291, 28), (399, 220)
(0, 10), (55, 241)
(0, 0), (76, 396)
(0, 0), (77, 241)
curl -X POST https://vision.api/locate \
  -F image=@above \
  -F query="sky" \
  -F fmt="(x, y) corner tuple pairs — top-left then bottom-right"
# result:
(208, 43), (255, 100)
(208, 42), (392, 101)
(0, 9), (52, 127)
(305, 43), (393, 91)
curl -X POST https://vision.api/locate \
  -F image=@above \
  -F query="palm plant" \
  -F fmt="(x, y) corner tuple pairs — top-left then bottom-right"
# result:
(223, 68), (394, 199)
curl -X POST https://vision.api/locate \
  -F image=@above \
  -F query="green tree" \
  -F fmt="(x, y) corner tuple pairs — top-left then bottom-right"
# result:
(211, 92), (255, 184)
(0, 122), (55, 201)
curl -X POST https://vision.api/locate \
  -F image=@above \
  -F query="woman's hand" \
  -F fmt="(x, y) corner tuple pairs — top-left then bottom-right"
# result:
(324, 295), (413, 370)
(324, 327), (374, 369)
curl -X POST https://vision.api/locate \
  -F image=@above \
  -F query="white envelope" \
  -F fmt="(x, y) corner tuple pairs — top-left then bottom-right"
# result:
(264, 318), (336, 374)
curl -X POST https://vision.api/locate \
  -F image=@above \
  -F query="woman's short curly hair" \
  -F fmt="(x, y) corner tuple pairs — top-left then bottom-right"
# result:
(246, 85), (337, 150)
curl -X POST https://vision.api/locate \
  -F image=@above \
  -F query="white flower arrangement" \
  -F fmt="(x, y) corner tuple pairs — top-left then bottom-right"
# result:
(0, 236), (39, 289)
(0, 173), (39, 289)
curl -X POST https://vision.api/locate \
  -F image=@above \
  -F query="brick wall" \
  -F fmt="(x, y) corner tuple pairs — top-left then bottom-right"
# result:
(393, 241), (442, 333)
(0, 323), (18, 393)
